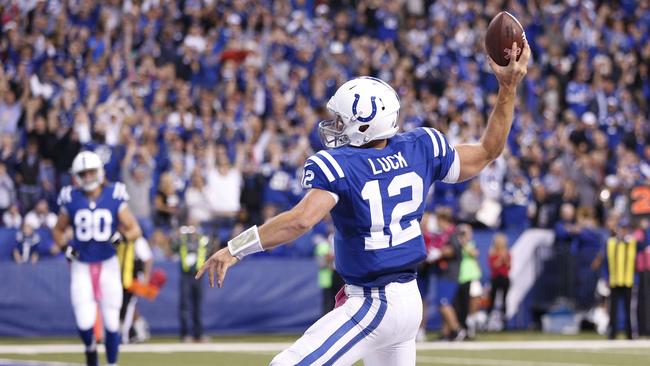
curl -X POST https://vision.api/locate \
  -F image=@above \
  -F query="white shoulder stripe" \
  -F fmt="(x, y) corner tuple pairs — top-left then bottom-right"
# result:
(423, 128), (440, 157)
(317, 151), (345, 178)
(432, 129), (447, 156)
(309, 156), (335, 182)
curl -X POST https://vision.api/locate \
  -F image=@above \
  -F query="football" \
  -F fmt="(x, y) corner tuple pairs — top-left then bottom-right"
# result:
(485, 11), (526, 66)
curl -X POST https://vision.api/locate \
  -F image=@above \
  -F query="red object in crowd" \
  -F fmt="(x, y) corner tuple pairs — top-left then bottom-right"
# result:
(489, 252), (511, 278)
(220, 49), (250, 63)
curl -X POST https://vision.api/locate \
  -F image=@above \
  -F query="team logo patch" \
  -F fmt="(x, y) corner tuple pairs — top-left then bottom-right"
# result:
(352, 94), (378, 122)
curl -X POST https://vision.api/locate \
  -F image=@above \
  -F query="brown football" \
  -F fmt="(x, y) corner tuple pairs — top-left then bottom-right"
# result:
(485, 11), (526, 66)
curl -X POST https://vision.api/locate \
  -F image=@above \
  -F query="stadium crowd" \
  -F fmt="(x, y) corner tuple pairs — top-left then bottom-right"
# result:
(0, 0), (648, 266)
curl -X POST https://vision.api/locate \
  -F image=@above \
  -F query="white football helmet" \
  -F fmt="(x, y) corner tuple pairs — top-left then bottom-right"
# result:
(319, 76), (400, 148)
(71, 151), (105, 192)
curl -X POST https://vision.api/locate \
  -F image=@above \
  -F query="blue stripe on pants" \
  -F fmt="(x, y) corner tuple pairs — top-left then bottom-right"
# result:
(322, 287), (387, 366)
(295, 288), (373, 365)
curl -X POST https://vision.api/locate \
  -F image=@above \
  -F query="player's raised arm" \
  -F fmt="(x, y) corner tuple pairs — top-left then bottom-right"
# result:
(454, 40), (530, 182)
(196, 188), (337, 288)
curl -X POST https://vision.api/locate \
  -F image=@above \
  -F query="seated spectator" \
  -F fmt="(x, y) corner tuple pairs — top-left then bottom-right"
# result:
(24, 199), (57, 230)
(13, 222), (40, 264)
(2, 203), (22, 229)
(0, 161), (15, 216)
(16, 138), (42, 212)
(501, 170), (531, 229)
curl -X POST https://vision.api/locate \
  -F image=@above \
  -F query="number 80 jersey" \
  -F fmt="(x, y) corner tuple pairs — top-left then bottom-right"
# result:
(57, 183), (130, 263)
(302, 128), (460, 287)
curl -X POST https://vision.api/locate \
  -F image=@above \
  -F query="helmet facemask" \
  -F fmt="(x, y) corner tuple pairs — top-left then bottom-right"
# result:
(75, 168), (104, 192)
(318, 115), (351, 148)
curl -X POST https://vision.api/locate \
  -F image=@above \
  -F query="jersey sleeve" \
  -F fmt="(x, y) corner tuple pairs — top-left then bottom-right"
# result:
(301, 150), (345, 202)
(421, 127), (461, 184)
(56, 186), (73, 215)
(111, 182), (130, 212)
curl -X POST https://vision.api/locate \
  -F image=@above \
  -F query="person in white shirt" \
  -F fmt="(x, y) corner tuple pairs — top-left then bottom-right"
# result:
(204, 143), (244, 243)
(184, 169), (213, 225)
(2, 203), (22, 229)
(24, 199), (57, 230)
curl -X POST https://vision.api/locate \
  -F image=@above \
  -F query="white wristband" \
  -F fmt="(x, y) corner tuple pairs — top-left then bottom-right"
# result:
(227, 226), (264, 260)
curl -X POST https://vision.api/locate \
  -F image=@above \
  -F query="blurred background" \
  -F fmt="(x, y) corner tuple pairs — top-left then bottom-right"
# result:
(0, 0), (649, 343)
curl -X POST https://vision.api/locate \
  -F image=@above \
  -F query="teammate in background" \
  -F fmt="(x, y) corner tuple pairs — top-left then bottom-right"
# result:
(51, 151), (142, 366)
(198, 41), (530, 365)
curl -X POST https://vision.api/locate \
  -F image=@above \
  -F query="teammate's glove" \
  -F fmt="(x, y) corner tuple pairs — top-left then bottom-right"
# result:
(110, 232), (123, 247)
(64, 245), (79, 262)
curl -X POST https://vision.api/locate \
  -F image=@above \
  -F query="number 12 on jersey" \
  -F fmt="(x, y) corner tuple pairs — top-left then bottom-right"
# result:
(361, 172), (423, 250)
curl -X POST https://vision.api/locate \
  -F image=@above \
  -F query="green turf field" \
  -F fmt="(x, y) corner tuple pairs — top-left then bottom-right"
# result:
(1, 332), (649, 366)
(3, 348), (650, 366)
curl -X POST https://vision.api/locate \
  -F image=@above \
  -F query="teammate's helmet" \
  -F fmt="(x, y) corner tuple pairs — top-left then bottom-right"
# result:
(319, 76), (400, 148)
(71, 151), (105, 192)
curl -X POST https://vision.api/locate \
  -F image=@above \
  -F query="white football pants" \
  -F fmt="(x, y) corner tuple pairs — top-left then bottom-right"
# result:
(70, 256), (123, 332)
(270, 279), (422, 366)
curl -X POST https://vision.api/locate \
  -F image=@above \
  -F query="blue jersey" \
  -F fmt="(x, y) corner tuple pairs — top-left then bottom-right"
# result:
(57, 182), (130, 263)
(302, 128), (460, 287)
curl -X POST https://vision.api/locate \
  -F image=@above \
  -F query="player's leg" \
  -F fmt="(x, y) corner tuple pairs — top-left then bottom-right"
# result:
(99, 256), (124, 365)
(362, 339), (416, 366)
(271, 281), (421, 366)
(342, 280), (421, 366)
(270, 288), (385, 366)
(70, 261), (99, 366)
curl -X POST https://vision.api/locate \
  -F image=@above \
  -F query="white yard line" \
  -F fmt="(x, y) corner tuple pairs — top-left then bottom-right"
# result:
(414, 339), (650, 351)
(0, 359), (83, 366)
(0, 340), (649, 355)
(418, 356), (617, 366)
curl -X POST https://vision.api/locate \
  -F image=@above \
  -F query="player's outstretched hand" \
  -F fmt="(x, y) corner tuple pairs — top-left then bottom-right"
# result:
(195, 247), (239, 288)
(487, 39), (530, 93)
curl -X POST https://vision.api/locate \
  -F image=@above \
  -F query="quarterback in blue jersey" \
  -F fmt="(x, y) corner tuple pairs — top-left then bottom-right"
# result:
(198, 40), (530, 365)
(52, 151), (142, 366)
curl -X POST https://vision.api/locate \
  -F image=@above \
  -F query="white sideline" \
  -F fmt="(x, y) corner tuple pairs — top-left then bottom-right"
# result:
(0, 340), (649, 354)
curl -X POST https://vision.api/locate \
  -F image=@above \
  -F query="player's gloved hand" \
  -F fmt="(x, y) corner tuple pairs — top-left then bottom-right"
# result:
(110, 231), (123, 247)
(64, 245), (79, 262)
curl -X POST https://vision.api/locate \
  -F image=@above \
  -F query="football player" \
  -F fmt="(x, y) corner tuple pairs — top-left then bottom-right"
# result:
(52, 151), (142, 366)
(197, 41), (530, 365)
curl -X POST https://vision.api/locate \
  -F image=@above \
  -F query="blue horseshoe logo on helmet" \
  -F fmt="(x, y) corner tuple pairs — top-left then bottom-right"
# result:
(352, 94), (378, 122)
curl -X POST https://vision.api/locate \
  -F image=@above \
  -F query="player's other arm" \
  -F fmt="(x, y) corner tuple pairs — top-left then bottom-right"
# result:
(50, 212), (70, 255)
(455, 40), (530, 182)
(118, 205), (142, 242)
(196, 188), (337, 287)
